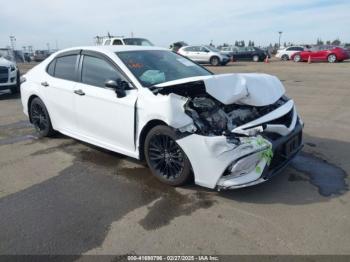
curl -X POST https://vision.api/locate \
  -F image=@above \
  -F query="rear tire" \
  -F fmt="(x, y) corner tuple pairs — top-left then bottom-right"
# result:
(293, 54), (301, 62)
(327, 54), (337, 63)
(210, 56), (220, 66)
(252, 55), (259, 62)
(144, 125), (192, 186)
(30, 97), (55, 137)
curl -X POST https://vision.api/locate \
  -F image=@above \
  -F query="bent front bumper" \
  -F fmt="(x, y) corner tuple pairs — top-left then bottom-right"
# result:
(219, 122), (303, 189)
(176, 121), (303, 190)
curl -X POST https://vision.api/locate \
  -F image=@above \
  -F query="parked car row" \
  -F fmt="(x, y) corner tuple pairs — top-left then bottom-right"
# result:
(291, 45), (350, 63)
(276, 45), (349, 63)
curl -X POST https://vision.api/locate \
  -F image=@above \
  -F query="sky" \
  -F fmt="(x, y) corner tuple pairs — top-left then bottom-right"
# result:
(0, 0), (349, 50)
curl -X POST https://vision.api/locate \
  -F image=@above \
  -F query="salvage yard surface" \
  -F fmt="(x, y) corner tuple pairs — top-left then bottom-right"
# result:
(0, 60), (349, 256)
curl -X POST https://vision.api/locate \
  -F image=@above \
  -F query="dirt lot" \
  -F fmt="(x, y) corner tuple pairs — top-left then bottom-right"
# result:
(0, 60), (349, 256)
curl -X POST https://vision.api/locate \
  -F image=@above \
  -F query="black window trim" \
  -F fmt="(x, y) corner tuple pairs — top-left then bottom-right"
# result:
(78, 50), (136, 89)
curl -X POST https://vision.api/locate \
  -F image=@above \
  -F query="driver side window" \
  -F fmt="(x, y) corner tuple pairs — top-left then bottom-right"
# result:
(81, 55), (123, 88)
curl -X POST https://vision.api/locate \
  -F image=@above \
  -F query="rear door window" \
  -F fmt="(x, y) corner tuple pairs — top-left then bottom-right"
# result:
(113, 39), (123, 45)
(47, 60), (56, 76)
(54, 55), (78, 81)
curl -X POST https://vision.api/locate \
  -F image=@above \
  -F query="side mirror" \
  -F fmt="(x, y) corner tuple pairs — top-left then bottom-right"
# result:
(105, 79), (127, 98)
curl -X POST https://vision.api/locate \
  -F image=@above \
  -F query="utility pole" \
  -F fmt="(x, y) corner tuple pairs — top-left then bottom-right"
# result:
(278, 31), (283, 48)
(46, 43), (50, 52)
(9, 36), (16, 51)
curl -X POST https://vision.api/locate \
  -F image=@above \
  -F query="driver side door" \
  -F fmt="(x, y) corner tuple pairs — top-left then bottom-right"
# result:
(74, 51), (138, 156)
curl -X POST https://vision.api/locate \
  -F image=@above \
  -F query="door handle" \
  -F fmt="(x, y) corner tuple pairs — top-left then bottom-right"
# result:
(41, 81), (49, 87)
(74, 89), (85, 96)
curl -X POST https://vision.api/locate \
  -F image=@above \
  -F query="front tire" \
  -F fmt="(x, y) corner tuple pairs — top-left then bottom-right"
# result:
(10, 71), (21, 94)
(210, 56), (220, 66)
(327, 54), (337, 63)
(30, 97), (55, 137)
(293, 54), (301, 62)
(281, 54), (289, 61)
(144, 125), (192, 186)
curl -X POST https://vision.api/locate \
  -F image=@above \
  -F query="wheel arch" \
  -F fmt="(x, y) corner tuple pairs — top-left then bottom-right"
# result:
(138, 119), (168, 161)
(210, 55), (220, 63)
(328, 53), (337, 61)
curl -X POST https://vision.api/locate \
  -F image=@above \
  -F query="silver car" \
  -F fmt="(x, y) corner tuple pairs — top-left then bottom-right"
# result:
(178, 45), (230, 66)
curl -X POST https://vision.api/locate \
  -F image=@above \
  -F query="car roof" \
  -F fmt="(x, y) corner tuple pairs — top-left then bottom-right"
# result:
(55, 45), (168, 54)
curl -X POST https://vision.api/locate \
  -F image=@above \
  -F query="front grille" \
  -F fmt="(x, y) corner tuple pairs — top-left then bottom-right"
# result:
(266, 108), (293, 127)
(0, 66), (9, 83)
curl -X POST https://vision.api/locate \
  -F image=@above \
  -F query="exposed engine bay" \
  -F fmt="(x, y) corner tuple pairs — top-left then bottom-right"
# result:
(184, 95), (289, 136)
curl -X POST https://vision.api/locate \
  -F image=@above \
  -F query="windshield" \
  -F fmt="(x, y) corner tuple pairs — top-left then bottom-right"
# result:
(117, 50), (212, 87)
(205, 45), (220, 52)
(123, 38), (154, 46)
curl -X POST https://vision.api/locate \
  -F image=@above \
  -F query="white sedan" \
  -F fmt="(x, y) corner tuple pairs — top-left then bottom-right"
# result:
(275, 46), (305, 61)
(21, 46), (303, 190)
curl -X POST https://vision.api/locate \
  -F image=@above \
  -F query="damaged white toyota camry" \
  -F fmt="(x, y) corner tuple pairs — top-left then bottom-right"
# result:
(21, 46), (303, 190)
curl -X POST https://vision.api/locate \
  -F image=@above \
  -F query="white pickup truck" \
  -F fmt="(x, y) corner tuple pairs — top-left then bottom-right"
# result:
(0, 48), (20, 94)
(102, 37), (153, 46)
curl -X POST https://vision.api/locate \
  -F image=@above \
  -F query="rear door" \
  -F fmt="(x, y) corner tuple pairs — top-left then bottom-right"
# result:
(316, 46), (330, 61)
(43, 51), (80, 133)
(187, 46), (202, 62)
(198, 46), (211, 62)
(73, 51), (138, 155)
(235, 47), (248, 60)
(181, 46), (197, 61)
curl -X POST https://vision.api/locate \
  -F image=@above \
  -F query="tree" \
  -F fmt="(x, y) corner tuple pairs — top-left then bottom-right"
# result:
(332, 39), (341, 46)
(316, 38), (324, 45)
(326, 40), (331, 45)
(251, 41), (255, 47)
(234, 41), (239, 47)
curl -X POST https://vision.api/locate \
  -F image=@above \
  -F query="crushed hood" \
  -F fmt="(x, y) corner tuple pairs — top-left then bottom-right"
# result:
(155, 73), (285, 106)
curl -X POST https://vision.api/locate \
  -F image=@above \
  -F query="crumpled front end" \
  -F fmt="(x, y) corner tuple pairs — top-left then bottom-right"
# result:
(150, 73), (304, 189)
(177, 120), (303, 190)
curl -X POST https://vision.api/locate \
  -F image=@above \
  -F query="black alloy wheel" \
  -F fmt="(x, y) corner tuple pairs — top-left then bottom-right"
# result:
(30, 97), (55, 137)
(144, 126), (191, 186)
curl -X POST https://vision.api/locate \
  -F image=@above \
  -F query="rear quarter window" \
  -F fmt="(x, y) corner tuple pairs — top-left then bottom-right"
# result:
(47, 60), (56, 76)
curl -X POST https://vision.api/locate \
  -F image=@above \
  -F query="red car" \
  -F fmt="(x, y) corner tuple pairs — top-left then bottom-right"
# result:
(291, 45), (350, 63)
